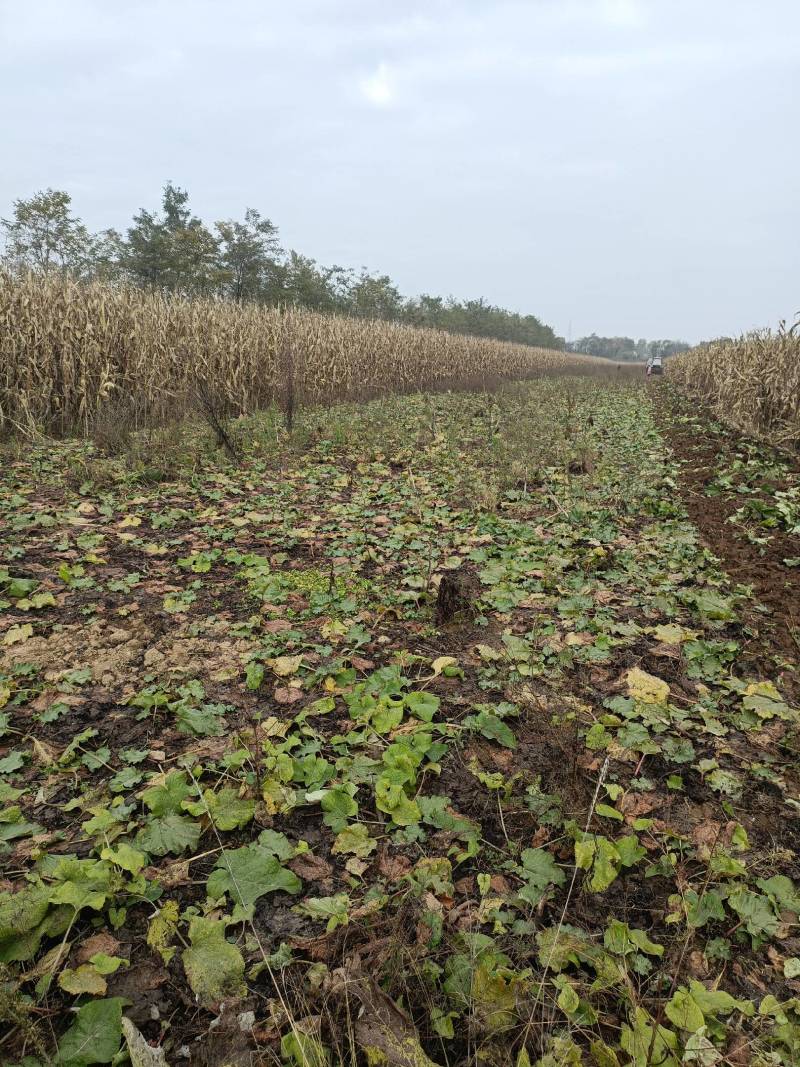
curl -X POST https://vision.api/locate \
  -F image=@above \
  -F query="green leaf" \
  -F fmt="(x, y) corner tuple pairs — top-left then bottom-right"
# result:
(49, 859), (113, 912)
(280, 1030), (331, 1067)
(206, 844), (301, 912)
(629, 928), (664, 957)
(332, 823), (377, 858)
(58, 963), (108, 996)
(665, 989), (705, 1032)
(620, 1007), (679, 1067)
(616, 835), (646, 868)
(100, 842), (147, 875)
(183, 787), (255, 831)
(585, 723), (611, 750)
(136, 814), (201, 857)
(689, 590), (735, 622)
(0, 749), (26, 774)
(371, 697), (404, 734)
(174, 702), (226, 737)
(685, 889), (726, 928)
(245, 660), (265, 689)
(57, 997), (125, 1066)
(519, 848), (565, 897)
(293, 893), (350, 932)
(319, 785), (358, 831)
(141, 772), (190, 816)
(728, 887), (779, 939)
(256, 828), (295, 861)
(0, 883), (51, 942)
(405, 691), (440, 722)
(375, 773), (421, 826)
(557, 981), (580, 1016)
(465, 709), (517, 749)
(590, 837), (621, 892)
(757, 874), (800, 913)
(595, 803), (623, 822)
(590, 1039), (621, 1067)
(182, 918), (246, 1007)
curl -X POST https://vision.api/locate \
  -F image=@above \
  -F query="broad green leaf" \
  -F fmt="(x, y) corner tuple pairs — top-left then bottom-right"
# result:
(465, 709), (517, 749)
(320, 786), (358, 831)
(664, 988), (705, 1032)
(405, 691), (440, 722)
(57, 997), (125, 1066)
(590, 838), (621, 892)
(206, 844), (301, 911)
(100, 842), (147, 875)
(49, 859), (114, 912)
(183, 787), (255, 831)
(141, 772), (190, 816)
(137, 814), (201, 857)
(519, 848), (565, 903)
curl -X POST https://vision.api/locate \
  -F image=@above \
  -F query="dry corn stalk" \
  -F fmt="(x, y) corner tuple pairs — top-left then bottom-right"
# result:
(670, 320), (800, 445)
(0, 270), (600, 436)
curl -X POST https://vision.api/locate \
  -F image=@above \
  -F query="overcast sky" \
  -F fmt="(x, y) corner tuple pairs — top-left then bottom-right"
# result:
(1, 0), (798, 342)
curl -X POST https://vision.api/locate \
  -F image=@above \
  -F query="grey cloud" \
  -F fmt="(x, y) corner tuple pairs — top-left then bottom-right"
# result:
(1, 0), (798, 340)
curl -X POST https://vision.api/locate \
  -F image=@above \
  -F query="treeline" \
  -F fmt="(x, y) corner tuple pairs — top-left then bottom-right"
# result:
(0, 184), (563, 350)
(567, 334), (690, 362)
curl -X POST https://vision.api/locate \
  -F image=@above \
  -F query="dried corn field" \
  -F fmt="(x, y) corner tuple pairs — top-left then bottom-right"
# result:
(669, 321), (800, 445)
(0, 271), (595, 436)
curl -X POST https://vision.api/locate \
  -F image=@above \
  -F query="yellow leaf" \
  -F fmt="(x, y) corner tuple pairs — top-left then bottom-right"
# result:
(4, 623), (33, 646)
(142, 543), (168, 556)
(58, 964), (107, 996)
(651, 624), (697, 644)
(269, 654), (303, 677)
(430, 656), (457, 676)
(626, 668), (669, 705)
(119, 515), (141, 528)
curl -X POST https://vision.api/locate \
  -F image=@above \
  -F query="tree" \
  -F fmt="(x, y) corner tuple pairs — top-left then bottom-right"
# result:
(1, 189), (93, 275)
(346, 270), (403, 321)
(404, 294), (446, 330)
(215, 209), (282, 303)
(123, 182), (220, 294)
(279, 252), (351, 313)
(90, 228), (127, 283)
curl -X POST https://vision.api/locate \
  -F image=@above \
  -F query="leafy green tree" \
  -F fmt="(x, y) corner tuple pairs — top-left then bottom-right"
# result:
(123, 183), (220, 294)
(2, 181), (567, 350)
(346, 270), (404, 321)
(279, 252), (351, 313)
(1, 189), (93, 275)
(215, 209), (282, 303)
(90, 228), (127, 283)
(404, 294), (446, 330)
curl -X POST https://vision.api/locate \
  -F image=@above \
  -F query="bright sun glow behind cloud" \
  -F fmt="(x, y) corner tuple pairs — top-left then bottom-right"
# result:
(359, 62), (395, 106)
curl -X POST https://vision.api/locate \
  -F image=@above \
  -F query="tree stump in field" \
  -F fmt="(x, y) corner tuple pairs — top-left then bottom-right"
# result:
(435, 570), (478, 625)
